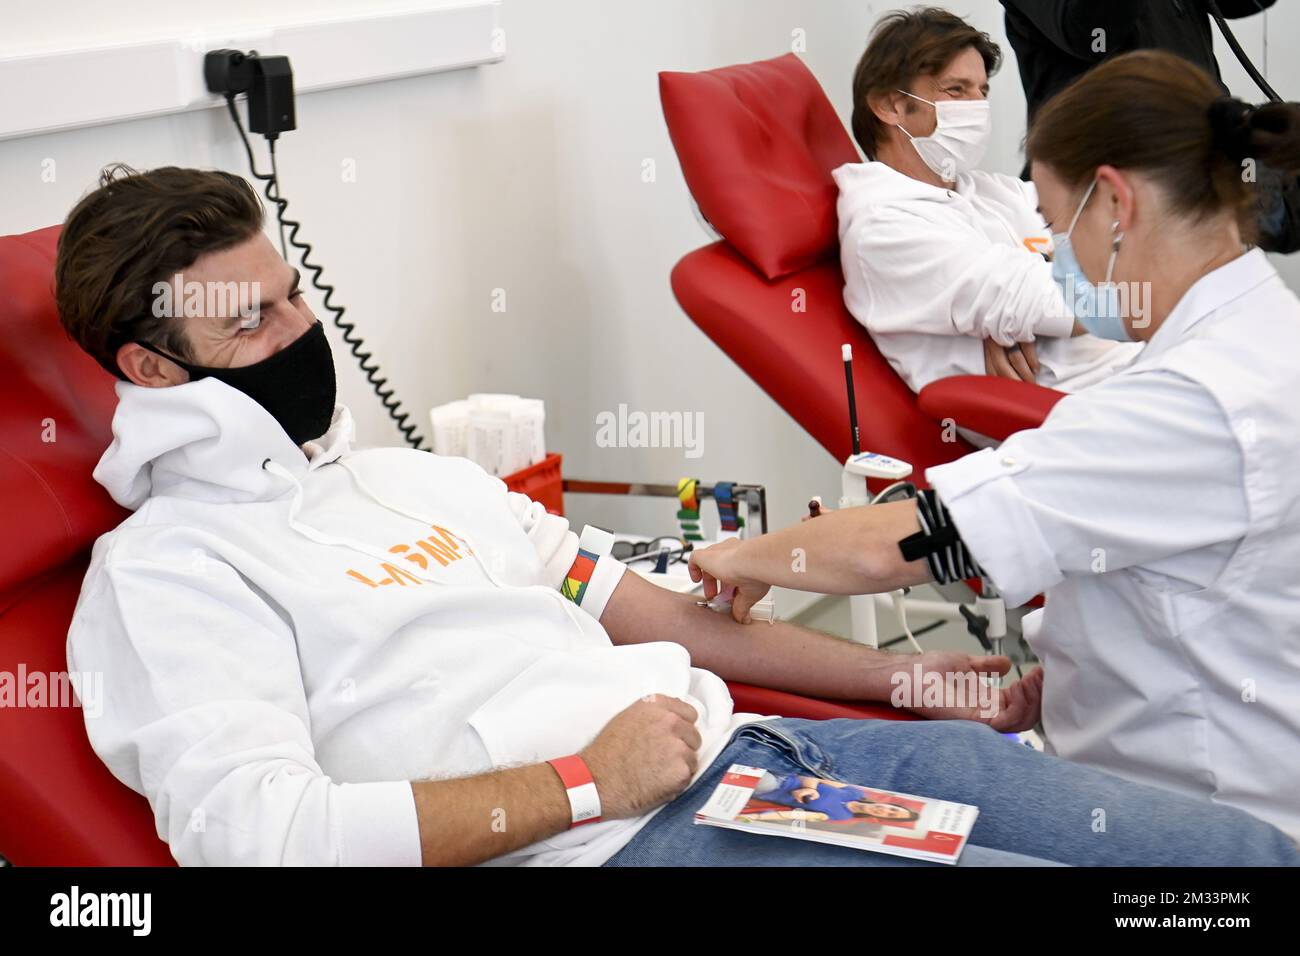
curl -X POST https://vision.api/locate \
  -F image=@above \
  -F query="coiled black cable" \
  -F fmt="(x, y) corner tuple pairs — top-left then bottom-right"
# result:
(222, 94), (431, 452)
(1206, 0), (1281, 103)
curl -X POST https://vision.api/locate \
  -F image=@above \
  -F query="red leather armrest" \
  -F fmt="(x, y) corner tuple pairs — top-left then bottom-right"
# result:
(918, 376), (1066, 444)
(726, 681), (920, 721)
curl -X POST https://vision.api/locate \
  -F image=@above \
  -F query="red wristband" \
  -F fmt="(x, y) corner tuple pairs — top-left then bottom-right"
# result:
(547, 755), (602, 827)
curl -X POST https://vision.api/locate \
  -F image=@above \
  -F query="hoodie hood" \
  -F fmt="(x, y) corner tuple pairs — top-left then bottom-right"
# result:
(92, 373), (521, 605)
(93, 376), (355, 511)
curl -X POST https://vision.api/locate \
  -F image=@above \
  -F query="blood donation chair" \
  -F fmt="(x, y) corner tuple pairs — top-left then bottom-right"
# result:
(658, 53), (1065, 474)
(1, 224), (918, 867)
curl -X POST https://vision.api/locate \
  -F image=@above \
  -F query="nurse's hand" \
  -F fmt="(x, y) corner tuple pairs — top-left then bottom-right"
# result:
(688, 537), (771, 624)
(983, 336), (1040, 383)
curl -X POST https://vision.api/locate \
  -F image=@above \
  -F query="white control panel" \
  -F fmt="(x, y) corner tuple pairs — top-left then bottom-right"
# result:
(843, 451), (913, 482)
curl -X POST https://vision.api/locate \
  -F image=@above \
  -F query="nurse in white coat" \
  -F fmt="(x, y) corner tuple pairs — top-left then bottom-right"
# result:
(689, 50), (1300, 846)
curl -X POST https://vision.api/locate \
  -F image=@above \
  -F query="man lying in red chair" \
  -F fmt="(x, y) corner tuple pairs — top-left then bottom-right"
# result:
(836, 8), (1140, 415)
(57, 165), (1296, 868)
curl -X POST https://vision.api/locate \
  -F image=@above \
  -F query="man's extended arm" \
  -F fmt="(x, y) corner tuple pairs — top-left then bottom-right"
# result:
(595, 503), (1015, 702)
(599, 570), (924, 700)
(596, 559), (1038, 729)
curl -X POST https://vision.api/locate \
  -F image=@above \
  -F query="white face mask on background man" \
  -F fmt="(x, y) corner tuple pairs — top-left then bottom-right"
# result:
(894, 89), (992, 182)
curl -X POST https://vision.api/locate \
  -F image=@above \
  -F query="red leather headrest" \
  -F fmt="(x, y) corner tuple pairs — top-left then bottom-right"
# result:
(0, 226), (126, 598)
(659, 53), (862, 281)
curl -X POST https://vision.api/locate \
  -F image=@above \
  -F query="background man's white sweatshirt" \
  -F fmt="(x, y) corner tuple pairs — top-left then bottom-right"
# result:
(67, 377), (759, 866)
(834, 161), (1143, 395)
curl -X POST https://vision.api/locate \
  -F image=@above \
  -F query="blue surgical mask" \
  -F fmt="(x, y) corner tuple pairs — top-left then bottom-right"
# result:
(1051, 179), (1130, 341)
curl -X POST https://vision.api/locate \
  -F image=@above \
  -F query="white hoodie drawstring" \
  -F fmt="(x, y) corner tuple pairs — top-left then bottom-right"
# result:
(260, 457), (443, 581)
(334, 457), (510, 588)
(260, 456), (590, 633)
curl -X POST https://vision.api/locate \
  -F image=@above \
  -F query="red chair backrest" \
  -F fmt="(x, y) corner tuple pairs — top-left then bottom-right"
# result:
(0, 225), (175, 865)
(659, 53), (973, 474)
(660, 52), (857, 281)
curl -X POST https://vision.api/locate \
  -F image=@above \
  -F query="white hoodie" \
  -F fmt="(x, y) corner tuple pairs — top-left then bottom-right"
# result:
(66, 377), (756, 866)
(833, 161), (1143, 395)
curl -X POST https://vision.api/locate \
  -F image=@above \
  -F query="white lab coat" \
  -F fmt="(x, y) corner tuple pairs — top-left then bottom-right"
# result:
(834, 161), (1142, 394)
(927, 248), (1300, 843)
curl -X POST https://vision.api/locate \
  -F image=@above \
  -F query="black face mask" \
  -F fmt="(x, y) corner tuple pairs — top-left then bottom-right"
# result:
(134, 320), (338, 447)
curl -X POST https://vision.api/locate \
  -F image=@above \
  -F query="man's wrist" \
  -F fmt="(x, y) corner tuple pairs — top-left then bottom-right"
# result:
(857, 646), (908, 701)
(546, 754), (602, 827)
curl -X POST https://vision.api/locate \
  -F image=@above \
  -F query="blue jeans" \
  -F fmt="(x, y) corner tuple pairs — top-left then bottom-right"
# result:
(605, 718), (1300, 867)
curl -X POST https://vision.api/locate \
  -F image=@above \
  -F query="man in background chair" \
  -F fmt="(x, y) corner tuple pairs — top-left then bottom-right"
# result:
(836, 7), (1142, 399)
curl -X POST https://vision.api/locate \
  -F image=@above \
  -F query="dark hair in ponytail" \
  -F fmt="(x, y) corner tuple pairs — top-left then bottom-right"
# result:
(1026, 50), (1300, 241)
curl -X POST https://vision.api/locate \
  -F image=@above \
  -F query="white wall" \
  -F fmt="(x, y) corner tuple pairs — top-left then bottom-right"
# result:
(2, 0), (1296, 547)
